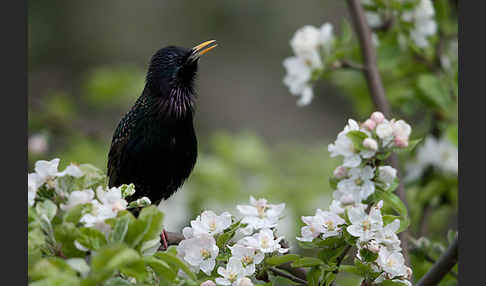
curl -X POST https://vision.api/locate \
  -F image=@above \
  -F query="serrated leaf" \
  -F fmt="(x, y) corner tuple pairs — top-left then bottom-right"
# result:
(265, 254), (300, 266)
(291, 257), (324, 268)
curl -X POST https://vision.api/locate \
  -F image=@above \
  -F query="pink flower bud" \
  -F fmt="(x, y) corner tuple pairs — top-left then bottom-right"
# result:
(371, 111), (385, 124)
(394, 136), (409, 148)
(333, 166), (347, 178)
(362, 119), (377, 130)
(201, 281), (216, 286)
(363, 138), (378, 151)
(238, 278), (254, 286)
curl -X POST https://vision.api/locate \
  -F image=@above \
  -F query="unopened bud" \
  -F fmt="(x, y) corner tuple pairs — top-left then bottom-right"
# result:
(238, 278), (254, 286)
(201, 280), (216, 286)
(371, 112), (385, 124)
(363, 138), (378, 151)
(394, 136), (409, 148)
(362, 119), (377, 130)
(333, 166), (347, 179)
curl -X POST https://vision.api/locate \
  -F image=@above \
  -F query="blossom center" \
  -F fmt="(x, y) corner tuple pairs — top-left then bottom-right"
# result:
(200, 248), (211, 260)
(354, 178), (364, 186)
(242, 255), (254, 266)
(324, 220), (335, 230)
(362, 220), (371, 231)
(209, 221), (217, 232)
(261, 237), (270, 249)
(228, 272), (237, 282)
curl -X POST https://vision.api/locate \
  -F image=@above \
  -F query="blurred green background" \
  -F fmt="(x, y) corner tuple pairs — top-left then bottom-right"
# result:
(28, 0), (354, 235)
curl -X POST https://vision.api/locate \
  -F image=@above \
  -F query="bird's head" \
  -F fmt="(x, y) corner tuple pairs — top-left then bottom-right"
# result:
(146, 40), (217, 98)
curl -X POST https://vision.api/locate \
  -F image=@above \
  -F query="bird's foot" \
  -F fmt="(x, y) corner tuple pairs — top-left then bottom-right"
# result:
(160, 229), (169, 250)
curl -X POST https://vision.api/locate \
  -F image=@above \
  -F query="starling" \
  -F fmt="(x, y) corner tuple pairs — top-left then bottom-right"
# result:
(107, 40), (217, 207)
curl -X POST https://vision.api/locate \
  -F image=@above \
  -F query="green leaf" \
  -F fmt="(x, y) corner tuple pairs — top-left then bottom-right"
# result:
(144, 256), (177, 282)
(36, 200), (58, 221)
(109, 214), (130, 243)
(291, 257), (324, 268)
(393, 138), (422, 153)
(65, 258), (90, 278)
(90, 244), (141, 283)
(53, 222), (85, 257)
(339, 265), (361, 276)
(104, 277), (135, 286)
(136, 206), (164, 247)
(216, 220), (241, 249)
(63, 203), (91, 224)
(265, 254), (300, 266)
(417, 74), (452, 111)
(30, 257), (77, 281)
(346, 131), (368, 151)
(154, 251), (197, 280)
(76, 227), (107, 251)
(307, 266), (324, 286)
(375, 189), (410, 233)
(359, 248), (378, 262)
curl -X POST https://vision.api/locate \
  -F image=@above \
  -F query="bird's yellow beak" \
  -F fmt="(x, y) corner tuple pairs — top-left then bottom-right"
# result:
(192, 40), (218, 56)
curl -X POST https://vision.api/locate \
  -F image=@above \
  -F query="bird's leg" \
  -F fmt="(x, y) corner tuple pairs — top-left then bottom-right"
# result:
(160, 229), (169, 250)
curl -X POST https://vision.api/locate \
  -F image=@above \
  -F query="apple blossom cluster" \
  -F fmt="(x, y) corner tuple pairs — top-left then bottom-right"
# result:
(28, 158), (151, 235)
(283, 23), (335, 106)
(28, 158), (84, 206)
(297, 112), (413, 285)
(176, 196), (288, 286)
(362, 0), (437, 48)
(405, 136), (458, 181)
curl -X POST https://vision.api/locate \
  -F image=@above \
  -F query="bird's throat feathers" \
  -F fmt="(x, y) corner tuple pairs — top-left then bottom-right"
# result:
(145, 84), (196, 120)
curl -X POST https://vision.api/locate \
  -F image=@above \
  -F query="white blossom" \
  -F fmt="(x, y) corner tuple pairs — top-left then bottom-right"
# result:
(215, 258), (251, 286)
(238, 228), (288, 254)
(28, 133), (48, 155)
(237, 197), (285, 234)
(378, 166), (397, 186)
(237, 277), (254, 286)
(376, 247), (410, 278)
(376, 219), (402, 252)
(363, 138), (378, 151)
(376, 121), (394, 145)
(347, 203), (383, 242)
(337, 166), (376, 202)
(290, 25), (323, 69)
(402, 0), (437, 48)
(34, 158), (61, 186)
(58, 164), (84, 178)
(371, 112), (385, 124)
(228, 245), (264, 276)
(189, 210), (232, 237)
(96, 186), (127, 213)
(328, 119), (362, 167)
(79, 200), (117, 233)
(28, 173), (41, 207)
(297, 209), (346, 242)
(61, 189), (95, 211)
(283, 57), (312, 95)
(177, 234), (219, 275)
(405, 136), (458, 181)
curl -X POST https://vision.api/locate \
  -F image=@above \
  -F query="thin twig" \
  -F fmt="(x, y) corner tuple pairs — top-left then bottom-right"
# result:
(269, 267), (308, 285)
(346, 0), (411, 265)
(416, 237), (458, 286)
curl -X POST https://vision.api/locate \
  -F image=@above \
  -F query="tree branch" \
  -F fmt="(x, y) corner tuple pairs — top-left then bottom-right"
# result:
(269, 267), (308, 285)
(416, 237), (458, 286)
(345, 0), (411, 265)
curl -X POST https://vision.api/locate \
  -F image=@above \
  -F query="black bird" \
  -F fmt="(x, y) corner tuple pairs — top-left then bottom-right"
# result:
(107, 40), (217, 217)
